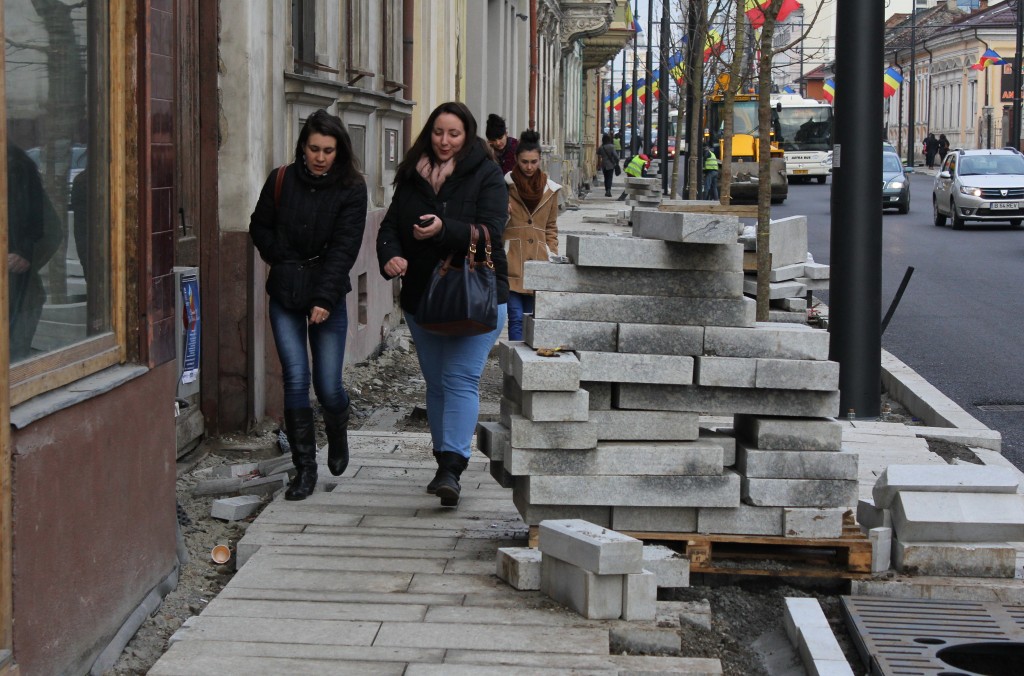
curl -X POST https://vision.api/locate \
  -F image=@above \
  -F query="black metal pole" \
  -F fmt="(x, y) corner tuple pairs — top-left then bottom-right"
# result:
(621, 51), (628, 158)
(609, 63), (616, 134)
(907, 8), (916, 168)
(881, 267), (915, 336)
(830, 0), (883, 419)
(658, 0), (670, 194)
(644, 0), (654, 157)
(1015, 0), (1023, 150)
(631, 0), (640, 155)
(683, 0), (700, 199)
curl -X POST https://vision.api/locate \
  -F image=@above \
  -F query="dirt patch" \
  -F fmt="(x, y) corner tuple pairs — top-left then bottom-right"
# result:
(924, 437), (983, 465)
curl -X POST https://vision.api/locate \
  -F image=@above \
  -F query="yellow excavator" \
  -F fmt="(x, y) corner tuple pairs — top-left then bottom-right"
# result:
(704, 75), (788, 204)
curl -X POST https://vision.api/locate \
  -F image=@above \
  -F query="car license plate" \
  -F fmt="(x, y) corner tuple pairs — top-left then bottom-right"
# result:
(793, 169), (808, 174)
(990, 201), (1018, 210)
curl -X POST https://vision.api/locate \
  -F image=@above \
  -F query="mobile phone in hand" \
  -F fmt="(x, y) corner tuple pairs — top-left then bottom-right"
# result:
(416, 216), (434, 228)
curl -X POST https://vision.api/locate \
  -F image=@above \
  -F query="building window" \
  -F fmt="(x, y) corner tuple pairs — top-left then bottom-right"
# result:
(5, 0), (118, 404)
(292, 0), (316, 73)
(345, 0), (372, 84)
(381, 0), (403, 93)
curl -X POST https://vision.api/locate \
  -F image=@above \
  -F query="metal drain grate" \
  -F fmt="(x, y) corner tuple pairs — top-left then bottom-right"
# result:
(976, 404), (1024, 412)
(843, 596), (1024, 675)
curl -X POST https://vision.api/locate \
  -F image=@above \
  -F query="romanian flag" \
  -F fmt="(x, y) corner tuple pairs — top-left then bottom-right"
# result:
(822, 79), (835, 104)
(603, 92), (612, 111)
(668, 52), (685, 85)
(744, 0), (800, 29)
(704, 30), (725, 62)
(635, 77), (648, 103)
(623, 82), (635, 105)
(883, 67), (903, 98)
(612, 87), (625, 111)
(970, 48), (1005, 70)
(625, 2), (641, 33)
(782, 85), (795, 94)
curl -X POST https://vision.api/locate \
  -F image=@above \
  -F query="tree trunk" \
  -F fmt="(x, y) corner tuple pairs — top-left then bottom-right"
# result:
(719, 1), (746, 205)
(755, 0), (783, 323)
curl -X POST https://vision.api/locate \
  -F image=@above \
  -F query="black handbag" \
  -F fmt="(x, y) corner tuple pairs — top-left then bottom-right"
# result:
(267, 256), (322, 312)
(415, 224), (498, 336)
(614, 162), (622, 176)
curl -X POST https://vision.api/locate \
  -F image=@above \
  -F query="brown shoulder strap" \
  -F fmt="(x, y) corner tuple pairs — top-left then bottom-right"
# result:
(273, 165), (287, 208)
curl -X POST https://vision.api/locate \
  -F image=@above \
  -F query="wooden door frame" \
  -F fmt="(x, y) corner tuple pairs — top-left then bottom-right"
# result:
(0, 0), (14, 668)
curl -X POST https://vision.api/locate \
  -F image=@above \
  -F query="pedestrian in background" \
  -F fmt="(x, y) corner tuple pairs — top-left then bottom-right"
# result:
(249, 109), (368, 501)
(924, 132), (939, 169)
(377, 102), (509, 507)
(504, 129), (560, 341)
(486, 113), (518, 174)
(597, 133), (618, 197)
(938, 134), (950, 162)
(703, 145), (720, 201)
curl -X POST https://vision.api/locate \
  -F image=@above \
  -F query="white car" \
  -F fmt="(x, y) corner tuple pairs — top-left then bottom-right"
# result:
(932, 149), (1024, 229)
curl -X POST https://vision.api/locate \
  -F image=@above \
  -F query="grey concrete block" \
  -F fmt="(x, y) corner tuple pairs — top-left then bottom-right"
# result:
(608, 624), (682, 655)
(534, 291), (755, 328)
(659, 599), (711, 630)
(768, 216), (809, 268)
(768, 309), (809, 324)
(892, 539), (1017, 578)
(523, 472), (742, 508)
(497, 339), (525, 375)
(803, 261), (830, 280)
(498, 397), (522, 426)
(578, 351), (694, 385)
(869, 527), (892, 573)
(783, 597), (829, 647)
(872, 464), (1021, 509)
(695, 356), (757, 388)
(211, 495), (263, 521)
(700, 429), (737, 466)
(891, 491), (1024, 542)
(521, 389), (589, 422)
(524, 316), (618, 352)
(523, 260), (743, 298)
(632, 208), (741, 244)
(643, 545), (691, 588)
(507, 441), (722, 477)
(511, 490), (611, 527)
(742, 478), (859, 508)
(704, 323), (829, 361)
(237, 474), (289, 498)
(566, 234), (743, 271)
(510, 343), (581, 392)
(737, 446), (858, 480)
(776, 296), (807, 312)
(743, 278), (806, 300)
(506, 414), (598, 449)
(617, 324), (704, 356)
(488, 459), (516, 489)
(798, 628), (852, 675)
(755, 359), (840, 391)
(734, 415), (843, 451)
(540, 554), (623, 619)
(856, 499), (891, 530)
(615, 385), (840, 418)
(496, 547), (542, 590)
(783, 508), (844, 538)
(612, 507), (698, 533)
(590, 409), (700, 442)
(581, 381), (612, 410)
(621, 570), (658, 621)
(770, 263), (805, 282)
(475, 421), (509, 461)
(538, 519), (643, 574)
(698, 505), (785, 535)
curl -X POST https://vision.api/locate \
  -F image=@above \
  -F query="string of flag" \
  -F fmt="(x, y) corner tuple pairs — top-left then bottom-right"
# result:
(969, 48), (1005, 70)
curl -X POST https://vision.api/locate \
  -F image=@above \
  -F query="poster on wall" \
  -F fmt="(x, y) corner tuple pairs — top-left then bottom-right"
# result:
(1001, 57), (1022, 103)
(180, 272), (201, 385)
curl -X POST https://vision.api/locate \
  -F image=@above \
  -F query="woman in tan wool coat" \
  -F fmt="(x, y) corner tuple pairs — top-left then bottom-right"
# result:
(504, 129), (560, 340)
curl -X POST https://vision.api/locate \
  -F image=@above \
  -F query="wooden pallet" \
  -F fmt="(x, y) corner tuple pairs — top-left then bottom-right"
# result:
(659, 201), (758, 218)
(527, 521), (872, 580)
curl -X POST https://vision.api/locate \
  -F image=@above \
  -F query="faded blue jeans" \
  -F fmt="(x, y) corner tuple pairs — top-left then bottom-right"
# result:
(506, 291), (535, 341)
(269, 297), (350, 414)
(405, 304), (507, 458)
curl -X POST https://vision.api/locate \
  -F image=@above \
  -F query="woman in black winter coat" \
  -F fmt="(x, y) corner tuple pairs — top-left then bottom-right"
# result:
(377, 101), (509, 507)
(250, 110), (368, 501)
(597, 133), (618, 196)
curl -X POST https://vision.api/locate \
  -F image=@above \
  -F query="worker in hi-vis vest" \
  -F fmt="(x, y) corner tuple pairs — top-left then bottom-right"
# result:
(617, 153), (650, 201)
(702, 146), (720, 201)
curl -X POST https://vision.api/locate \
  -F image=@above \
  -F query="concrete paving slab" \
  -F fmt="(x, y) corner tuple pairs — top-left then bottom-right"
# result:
(405, 665), (609, 676)
(373, 620), (611, 654)
(891, 491), (1024, 542)
(538, 519), (643, 574)
(406, 573), (511, 596)
(150, 649), (408, 676)
(164, 615), (380, 646)
(201, 597), (427, 622)
(893, 539), (1017, 578)
(872, 464), (1021, 509)
(443, 650), (723, 674)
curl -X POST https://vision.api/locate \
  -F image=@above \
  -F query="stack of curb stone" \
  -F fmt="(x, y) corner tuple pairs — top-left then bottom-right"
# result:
(739, 215), (830, 320)
(623, 176), (662, 209)
(476, 206), (856, 540)
(858, 464), (1024, 577)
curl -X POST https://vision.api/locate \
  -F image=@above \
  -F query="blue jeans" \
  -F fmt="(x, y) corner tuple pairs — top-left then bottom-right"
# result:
(506, 292), (535, 341)
(405, 304), (507, 458)
(269, 297), (350, 413)
(703, 170), (720, 200)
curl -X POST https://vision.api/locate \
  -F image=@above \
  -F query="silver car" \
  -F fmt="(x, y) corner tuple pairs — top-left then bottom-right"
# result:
(933, 148), (1024, 229)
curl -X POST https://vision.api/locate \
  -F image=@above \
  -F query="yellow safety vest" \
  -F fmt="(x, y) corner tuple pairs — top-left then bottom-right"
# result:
(625, 155), (646, 177)
(704, 152), (720, 171)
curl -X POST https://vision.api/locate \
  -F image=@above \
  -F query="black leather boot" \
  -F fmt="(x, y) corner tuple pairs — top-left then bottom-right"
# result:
(284, 408), (318, 501)
(323, 404), (351, 477)
(426, 452), (443, 494)
(434, 452), (469, 507)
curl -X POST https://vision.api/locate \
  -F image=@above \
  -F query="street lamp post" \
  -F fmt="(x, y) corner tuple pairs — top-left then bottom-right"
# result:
(644, 0), (654, 157)
(1014, 0), (1023, 150)
(631, 0), (640, 156)
(907, 7), (916, 167)
(658, 0), (670, 194)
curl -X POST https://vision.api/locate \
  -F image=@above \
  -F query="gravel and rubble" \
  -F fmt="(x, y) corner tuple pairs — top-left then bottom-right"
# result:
(105, 328), (953, 675)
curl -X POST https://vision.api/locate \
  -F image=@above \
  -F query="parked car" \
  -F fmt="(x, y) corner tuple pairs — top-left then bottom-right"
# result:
(883, 140), (897, 155)
(932, 148), (1024, 229)
(651, 136), (676, 159)
(882, 152), (910, 214)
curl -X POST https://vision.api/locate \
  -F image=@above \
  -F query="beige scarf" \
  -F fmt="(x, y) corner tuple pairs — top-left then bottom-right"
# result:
(416, 155), (455, 193)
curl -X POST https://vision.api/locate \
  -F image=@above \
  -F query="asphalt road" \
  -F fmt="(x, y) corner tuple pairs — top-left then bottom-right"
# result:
(771, 172), (1024, 469)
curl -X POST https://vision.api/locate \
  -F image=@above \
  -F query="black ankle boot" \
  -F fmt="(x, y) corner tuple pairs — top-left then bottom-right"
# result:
(434, 452), (469, 507)
(426, 452), (443, 494)
(323, 404), (351, 477)
(284, 408), (318, 501)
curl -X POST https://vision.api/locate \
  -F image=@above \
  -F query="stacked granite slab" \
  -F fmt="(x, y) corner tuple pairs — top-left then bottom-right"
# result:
(859, 464), (1024, 578)
(476, 206), (856, 540)
(739, 215), (829, 319)
(623, 176), (662, 209)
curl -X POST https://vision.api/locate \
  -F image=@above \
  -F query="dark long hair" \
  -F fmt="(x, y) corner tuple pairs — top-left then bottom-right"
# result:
(394, 101), (491, 185)
(294, 109), (362, 185)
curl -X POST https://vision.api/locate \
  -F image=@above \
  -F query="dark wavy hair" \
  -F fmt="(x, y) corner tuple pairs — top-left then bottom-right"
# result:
(395, 101), (491, 185)
(516, 129), (541, 156)
(294, 109), (362, 185)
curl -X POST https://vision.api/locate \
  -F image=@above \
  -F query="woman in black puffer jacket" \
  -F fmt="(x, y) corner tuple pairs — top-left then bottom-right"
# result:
(250, 110), (367, 501)
(377, 101), (508, 508)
